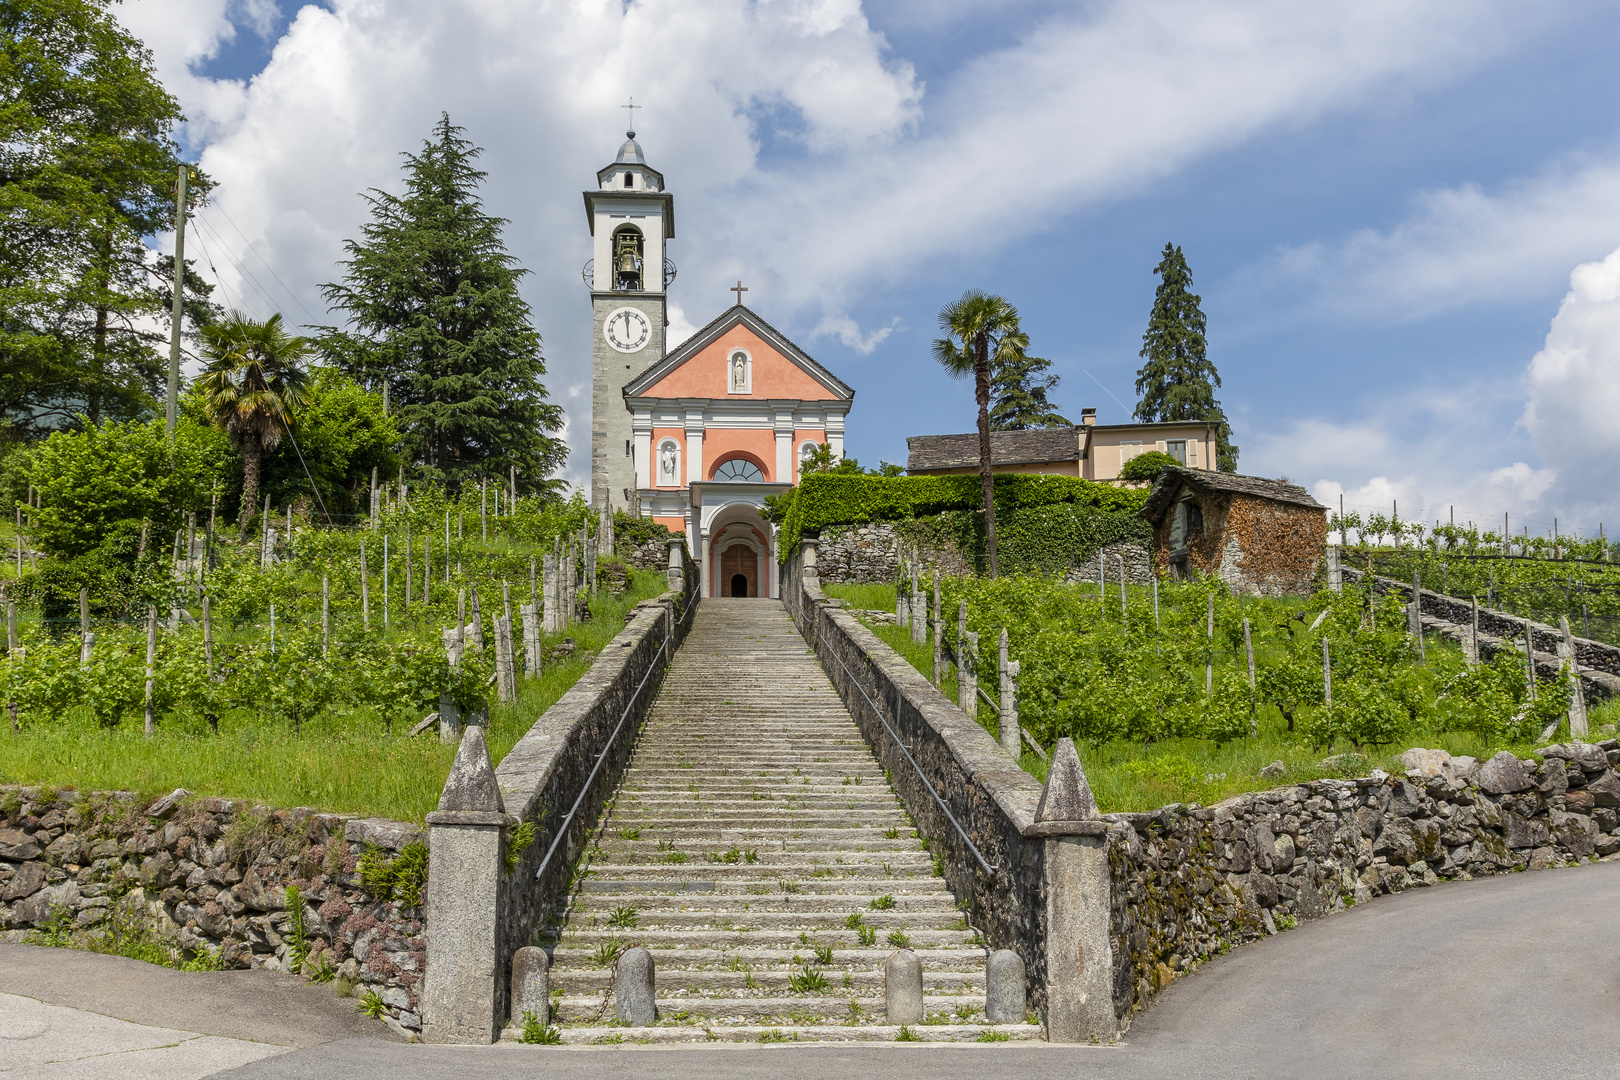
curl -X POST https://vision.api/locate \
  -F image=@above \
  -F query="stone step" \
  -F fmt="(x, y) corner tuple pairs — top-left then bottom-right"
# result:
(575, 875), (950, 896)
(557, 910), (967, 932)
(567, 889), (956, 911)
(551, 965), (988, 993)
(550, 994), (994, 1024)
(504, 1023), (1041, 1045)
(553, 928), (978, 950)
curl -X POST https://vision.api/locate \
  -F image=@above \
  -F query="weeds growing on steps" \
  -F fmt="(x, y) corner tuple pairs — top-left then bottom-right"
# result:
(593, 936), (628, 967)
(787, 965), (828, 993)
(869, 894), (895, 910)
(896, 1026), (921, 1042)
(857, 926), (877, 946)
(887, 930), (911, 948)
(977, 1030), (1011, 1042)
(813, 942), (835, 965)
(844, 912), (865, 930)
(616, 826), (642, 841)
(606, 906), (638, 929)
(518, 1011), (563, 1044)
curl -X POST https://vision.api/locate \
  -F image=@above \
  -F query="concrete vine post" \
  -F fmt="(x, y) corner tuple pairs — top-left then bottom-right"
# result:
(78, 589), (91, 665)
(1410, 570), (1425, 662)
(910, 561), (924, 644)
(1327, 544), (1342, 593)
(1243, 617), (1255, 689)
(321, 575), (330, 658)
(1205, 591), (1215, 693)
(1559, 615), (1588, 739)
(1525, 621), (1538, 701)
(1119, 553), (1128, 634)
(542, 550), (558, 634)
(1322, 638), (1332, 708)
(1466, 597), (1480, 667)
(143, 606), (157, 737)
(932, 573), (943, 686)
(998, 628), (1020, 759)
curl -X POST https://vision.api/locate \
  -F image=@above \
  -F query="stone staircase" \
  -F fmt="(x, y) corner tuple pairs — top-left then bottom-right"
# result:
(528, 598), (1039, 1044)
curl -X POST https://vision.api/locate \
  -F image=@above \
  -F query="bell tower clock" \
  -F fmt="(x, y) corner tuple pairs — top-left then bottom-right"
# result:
(585, 124), (674, 513)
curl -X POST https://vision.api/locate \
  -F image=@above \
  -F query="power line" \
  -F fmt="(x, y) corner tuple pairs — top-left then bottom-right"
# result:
(212, 203), (320, 322)
(193, 216), (284, 316)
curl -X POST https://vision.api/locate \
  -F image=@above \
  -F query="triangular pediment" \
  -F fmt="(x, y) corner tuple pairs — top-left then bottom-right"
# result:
(625, 305), (853, 402)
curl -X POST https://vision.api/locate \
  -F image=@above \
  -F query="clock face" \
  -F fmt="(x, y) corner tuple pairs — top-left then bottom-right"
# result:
(604, 307), (651, 353)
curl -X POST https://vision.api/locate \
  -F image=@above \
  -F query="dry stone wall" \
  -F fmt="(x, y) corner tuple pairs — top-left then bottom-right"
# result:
(1064, 542), (1154, 588)
(1108, 742), (1620, 1022)
(0, 786), (425, 1033)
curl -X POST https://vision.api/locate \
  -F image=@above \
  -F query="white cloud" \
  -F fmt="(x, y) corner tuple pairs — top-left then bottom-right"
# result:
(1250, 154), (1620, 322)
(122, 0), (1538, 494)
(811, 313), (898, 354)
(1243, 248), (1620, 536)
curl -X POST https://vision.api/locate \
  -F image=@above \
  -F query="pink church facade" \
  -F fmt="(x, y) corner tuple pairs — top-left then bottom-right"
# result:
(624, 306), (853, 599)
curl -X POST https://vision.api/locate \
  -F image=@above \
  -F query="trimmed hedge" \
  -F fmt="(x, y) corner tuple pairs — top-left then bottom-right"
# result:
(773, 472), (1149, 556)
(885, 505), (1151, 577)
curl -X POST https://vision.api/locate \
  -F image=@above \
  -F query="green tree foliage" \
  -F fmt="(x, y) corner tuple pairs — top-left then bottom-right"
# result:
(252, 368), (398, 524)
(1133, 244), (1237, 471)
(0, 0), (214, 432)
(989, 332), (1068, 430)
(196, 312), (312, 532)
(1117, 449), (1180, 484)
(931, 290), (1022, 577)
(14, 414), (229, 615)
(320, 114), (565, 492)
(798, 443), (904, 477)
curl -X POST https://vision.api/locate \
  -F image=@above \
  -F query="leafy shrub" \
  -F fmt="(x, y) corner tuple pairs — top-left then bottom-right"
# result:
(1117, 450), (1181, 483)
(358, 842), (428, 907)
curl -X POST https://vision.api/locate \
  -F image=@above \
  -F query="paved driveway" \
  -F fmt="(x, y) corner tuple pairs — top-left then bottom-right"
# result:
(4, 859), (1616, 1079)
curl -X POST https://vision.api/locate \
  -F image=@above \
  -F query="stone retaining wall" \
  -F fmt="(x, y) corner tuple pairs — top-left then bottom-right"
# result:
(1063, 542), (1155, 588)
(0, 788), (424, 1032)
(1109, 744), (1620, 1021)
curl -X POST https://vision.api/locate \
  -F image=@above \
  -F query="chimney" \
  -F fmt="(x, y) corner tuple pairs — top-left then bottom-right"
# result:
(1080, 408), (1096, 427)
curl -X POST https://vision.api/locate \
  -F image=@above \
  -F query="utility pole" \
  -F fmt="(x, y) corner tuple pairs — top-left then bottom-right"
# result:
(165, 164), (189, 438)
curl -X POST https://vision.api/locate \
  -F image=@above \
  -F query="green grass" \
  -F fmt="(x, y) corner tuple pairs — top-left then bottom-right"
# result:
(0, 570), (668, 822)
(829, 582), (1588, 814)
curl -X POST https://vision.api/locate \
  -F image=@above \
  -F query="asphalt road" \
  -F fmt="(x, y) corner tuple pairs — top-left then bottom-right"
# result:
(4, 860), (1616, 1079)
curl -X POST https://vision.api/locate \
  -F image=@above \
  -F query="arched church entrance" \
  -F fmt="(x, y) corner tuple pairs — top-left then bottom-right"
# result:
(720, 544), (758, 597)
(704, 510), (772, 599)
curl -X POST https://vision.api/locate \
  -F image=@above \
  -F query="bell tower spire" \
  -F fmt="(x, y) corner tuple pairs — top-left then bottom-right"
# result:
(585, 120), (675, 514)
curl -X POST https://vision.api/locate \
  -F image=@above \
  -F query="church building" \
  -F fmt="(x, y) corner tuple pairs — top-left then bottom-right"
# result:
(586, 128), (854, 599)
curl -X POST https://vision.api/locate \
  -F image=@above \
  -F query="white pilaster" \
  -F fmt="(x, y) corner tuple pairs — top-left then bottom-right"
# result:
(632, 411), (652, 489)
(826, 413), (846, 462)
(684, 406), (706, 486)
(773, 405), (794, 484)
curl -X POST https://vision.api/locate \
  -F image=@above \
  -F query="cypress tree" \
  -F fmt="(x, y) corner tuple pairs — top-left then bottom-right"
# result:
(989, 333), (1069, 430)
(321, 114), (565, 492)
(1132, 243), (1237, 471)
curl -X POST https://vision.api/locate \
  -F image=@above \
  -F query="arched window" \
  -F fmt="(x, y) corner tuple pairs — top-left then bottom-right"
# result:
(713, 458), (764, 482)
(657, 439), (681, 486)
(623, 172), (633, 188)
(727, 349), (751, 394)
(612, 225), (644, 291)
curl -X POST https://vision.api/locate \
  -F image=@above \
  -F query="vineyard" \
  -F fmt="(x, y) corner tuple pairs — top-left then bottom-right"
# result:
(827, 569), (1613, 813)
(1327, 514), (1620, 646)
(0, 492), (667, 821)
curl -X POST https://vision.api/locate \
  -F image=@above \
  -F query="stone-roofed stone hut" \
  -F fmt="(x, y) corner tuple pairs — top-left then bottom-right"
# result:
(1139, 467), (1327, 595)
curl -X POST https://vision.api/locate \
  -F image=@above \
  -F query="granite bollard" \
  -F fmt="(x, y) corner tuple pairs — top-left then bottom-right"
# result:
(885, 949), (923, 1026)
(510, 946), (550, 1027)
(985, 949), (1026, 1024)
(616, 946), (657, 1026)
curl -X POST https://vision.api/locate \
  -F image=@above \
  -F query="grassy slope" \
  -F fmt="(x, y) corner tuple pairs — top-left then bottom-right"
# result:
(0, 570), (668, 822)
(825, 582), (1617, 813)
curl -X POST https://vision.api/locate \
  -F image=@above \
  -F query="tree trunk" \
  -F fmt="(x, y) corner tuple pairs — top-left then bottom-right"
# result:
(975, 332), (998, 578)
(240, 440), (262, 536)
(88, 230), (112, 425)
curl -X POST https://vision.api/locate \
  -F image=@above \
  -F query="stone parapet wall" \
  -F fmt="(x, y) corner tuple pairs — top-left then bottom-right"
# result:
(1108, 744), (1620, 1023)
(483, 544), (699, 1031)
(782, 544), (1054, 1010)
(0, 788), (424, 1032)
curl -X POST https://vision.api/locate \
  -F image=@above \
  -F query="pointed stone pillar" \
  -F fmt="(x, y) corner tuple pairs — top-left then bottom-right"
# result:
(422, 726), (513, 1044)
(667, 536), (686, 595)
(998, 628), (1021, 759)
(1026, 738), (1114, 1044)
(958, 628), (979, 718)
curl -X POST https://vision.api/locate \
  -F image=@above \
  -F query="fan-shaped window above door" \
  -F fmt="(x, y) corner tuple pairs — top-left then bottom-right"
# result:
(712, 458), (764, 482)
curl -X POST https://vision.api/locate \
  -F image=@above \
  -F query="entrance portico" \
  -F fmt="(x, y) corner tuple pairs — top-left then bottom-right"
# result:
(692, 482), (790, 598)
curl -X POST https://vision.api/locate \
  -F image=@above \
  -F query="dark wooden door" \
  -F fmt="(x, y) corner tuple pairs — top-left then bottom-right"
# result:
(720, 545), (758, 597)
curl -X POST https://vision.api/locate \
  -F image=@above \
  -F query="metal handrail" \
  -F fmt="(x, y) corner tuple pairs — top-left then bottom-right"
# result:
(820, 629), (995, 875)
(532, 584), (696, 882)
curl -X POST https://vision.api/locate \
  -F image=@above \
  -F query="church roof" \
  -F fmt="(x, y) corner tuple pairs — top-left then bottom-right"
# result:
(906, 428), (1083, 473)
(615, 133), (646, 164)
(624, 305), (854, 400)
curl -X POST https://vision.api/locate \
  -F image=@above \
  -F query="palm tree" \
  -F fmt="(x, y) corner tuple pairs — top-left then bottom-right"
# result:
(197, 311), (312, 533)
(931, 290), (1022, 578)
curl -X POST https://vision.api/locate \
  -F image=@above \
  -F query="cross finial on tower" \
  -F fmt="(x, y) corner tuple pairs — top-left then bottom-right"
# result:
(731, 280), (748, 305)
(621, 97), (641, 137)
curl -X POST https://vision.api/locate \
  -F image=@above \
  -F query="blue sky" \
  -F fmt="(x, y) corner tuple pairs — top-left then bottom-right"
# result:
(124, 0), (1620, 535)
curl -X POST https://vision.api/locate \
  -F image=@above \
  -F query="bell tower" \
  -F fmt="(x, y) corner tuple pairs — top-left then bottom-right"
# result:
(585, 126), (674, 513)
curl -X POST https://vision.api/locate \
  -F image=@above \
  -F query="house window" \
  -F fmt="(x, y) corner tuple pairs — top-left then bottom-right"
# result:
(1166, 440), (1187, 464)
(657, 439), (681, 486)
(713, 458), (764, 482)
(727, 350), (751, 394)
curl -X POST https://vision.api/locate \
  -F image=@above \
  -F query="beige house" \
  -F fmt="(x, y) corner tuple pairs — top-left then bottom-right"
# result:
(906, 409), (1217, 481)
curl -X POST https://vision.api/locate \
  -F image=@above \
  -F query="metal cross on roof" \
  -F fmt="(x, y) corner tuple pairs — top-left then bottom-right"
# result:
(731, 280), (748, 305)
(621, 97), (640, 136)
